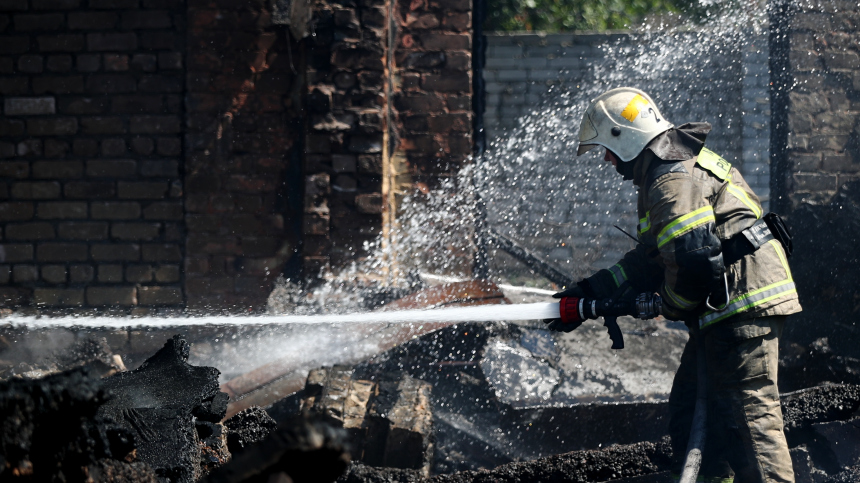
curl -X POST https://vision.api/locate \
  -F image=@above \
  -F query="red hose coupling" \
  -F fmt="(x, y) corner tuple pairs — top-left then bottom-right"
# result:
(559, 296), (585, 325)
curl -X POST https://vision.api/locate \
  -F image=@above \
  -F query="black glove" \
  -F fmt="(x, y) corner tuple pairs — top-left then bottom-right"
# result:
(544, 282), (589, 332)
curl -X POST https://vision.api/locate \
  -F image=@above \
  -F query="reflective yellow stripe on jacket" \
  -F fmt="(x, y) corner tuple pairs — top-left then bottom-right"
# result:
(656, 206), (716, 248)
(699, 240), (796, 328)
(608, 263), (628, 287)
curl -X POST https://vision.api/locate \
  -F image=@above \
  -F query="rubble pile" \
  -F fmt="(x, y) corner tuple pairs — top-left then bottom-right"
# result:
(0, 367), (155, 482)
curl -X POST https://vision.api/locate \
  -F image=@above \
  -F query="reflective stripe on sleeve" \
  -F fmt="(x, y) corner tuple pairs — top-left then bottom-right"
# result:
(770, 239), (793, 282)
(664, 283), (699, 310)
(726, 181), (762, 219)
(638, 212), (651, 235)
(656, 206), (716, 248)
(699, 279), (797, 328)
(608, 263), (628, 287)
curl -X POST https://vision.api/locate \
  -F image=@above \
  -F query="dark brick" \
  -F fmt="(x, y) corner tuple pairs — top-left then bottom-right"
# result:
(87, 32), (137, 52)
(131, 137), (154, 155)
(32, 160), (83, 178)
(86, 74), (136, 93)
(90, 0), (137, 7)
(156, 137), (181, 156)
(142, 243), (180, 262)
(86, 286), (137, 306)
(157, 52), (181, 70)
(0, 77), (29, 95)
(41, 265), (66, 283)
(91, 243), (139, 261)
(137, 74), (182, 93)
(6, 222), (54, 240)
(111, 222), (159, 240)
(5, 96), (55, 116)
(69, 264), (93, 282)
(60, 97), (108, 114)
(0, 265), (8, 283)
(142, 201), (181, 220)
(422, 72), (470, 92)
(138, 286), (182, 305)
(81, 116), (126, 134)
(101, 138), (126, 156)
(121, 10), (171, 29)
(126, 264), (152, 283)
(16, 139), (42, 157)
(37, 35), (85, 52)
(37, 242), (87, 261)
(17, 55), (43, 73)
(130, 115), (181, 134)
(32, 0), (80, 9)
(0, 243), (32, 262)
(139, 31), (175, 50)
(44, 139), (69, 158)
(72, 139), (98, 156)
(13, 264), (37, 282)
(68, 11), (117, 30)
(91, 201), (140, 219)
(0, 15), (7, 32)
(37, 201), (86, 219)
(32, 76), (84, 94)
(27, 118), (78, 136)
(14, 13), (64, 31)
(0, 0), (27, 11)
(86, 159), (136, 177)
(56, 182), (102, 211)
(111, 94), (162, 113)
(823, 154), (860, 173)
(154, 264), (179, 282)
(97, 264), (122, 282)
(34, 288), (84, 306)
(104, 54), (129, 72)
(46, 55), (72, 72)
(130, 53), (156, 72)
(0, 37), (29, 54)
(141, 160), (178, 177)
(118, 181), (167, 199)
(57, 221), (108, 240)
(0, 119), (24, 136)
(0, 142), (14, 158)
(76, 53), (100, 72)
(0, 202), (32, 221)
(11, 181), (60, 199)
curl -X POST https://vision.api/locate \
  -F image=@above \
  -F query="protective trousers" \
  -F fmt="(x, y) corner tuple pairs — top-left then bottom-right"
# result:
(668, 316), (794, 483)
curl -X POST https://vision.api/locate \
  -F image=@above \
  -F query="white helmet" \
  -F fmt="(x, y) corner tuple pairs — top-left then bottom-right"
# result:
(577, 87), (673, 162)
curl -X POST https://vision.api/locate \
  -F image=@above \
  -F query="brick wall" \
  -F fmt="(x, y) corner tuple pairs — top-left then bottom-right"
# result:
(183, 1), (300, 310)
(777, 0), (860, 207)
(772, 0), (860, 352)
(0, 0), (186, 311)
(302, 0), (388, 274)
(0, 0), (474, 312)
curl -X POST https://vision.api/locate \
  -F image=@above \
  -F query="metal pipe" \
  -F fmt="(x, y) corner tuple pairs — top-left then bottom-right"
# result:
(679, 323), (707, 483)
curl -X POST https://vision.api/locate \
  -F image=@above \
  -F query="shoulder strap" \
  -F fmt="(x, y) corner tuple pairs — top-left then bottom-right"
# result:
(696, 147), (731, 181)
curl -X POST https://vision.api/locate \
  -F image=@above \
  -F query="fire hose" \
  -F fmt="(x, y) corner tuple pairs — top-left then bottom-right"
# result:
(557, 293), (706, 483)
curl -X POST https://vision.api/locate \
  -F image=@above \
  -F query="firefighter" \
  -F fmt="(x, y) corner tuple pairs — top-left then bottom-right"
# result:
(546, 87), (801, 482)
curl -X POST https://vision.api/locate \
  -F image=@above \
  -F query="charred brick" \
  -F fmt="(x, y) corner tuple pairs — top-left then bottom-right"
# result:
(46, 55), (73, 72)
(87, 286), (137, 305)
(91, 243), (140, 261)
(86, 74), (137, 93)
(64, 181), (115, 199)
(5, 222), (55, 240)
(27, 117), (78, 135)
(87, 159), (137, 177)
(33, 160), (84, 178)
(81, 116), (127, 134)
(68, 11), (118, 30)
(11, 181), (61, 199)
(138, 286), (182, 305)
(87, 32), (138, 51)
(33, 288), (84, 305)
(58, 221), (109, 240)
(37, 242), (88, 261)
(37, 34), (85, 52)
(91, 201), (141, 219)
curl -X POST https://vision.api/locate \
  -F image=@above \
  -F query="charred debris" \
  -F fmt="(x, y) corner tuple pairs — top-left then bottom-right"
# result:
(0, 320), (859, 483)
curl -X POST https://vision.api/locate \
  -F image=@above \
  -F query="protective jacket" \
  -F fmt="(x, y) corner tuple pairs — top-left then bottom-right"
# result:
(587, 123), (802, 329)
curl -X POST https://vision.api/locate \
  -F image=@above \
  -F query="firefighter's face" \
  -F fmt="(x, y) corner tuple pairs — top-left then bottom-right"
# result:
(604, 149), (619, 167)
